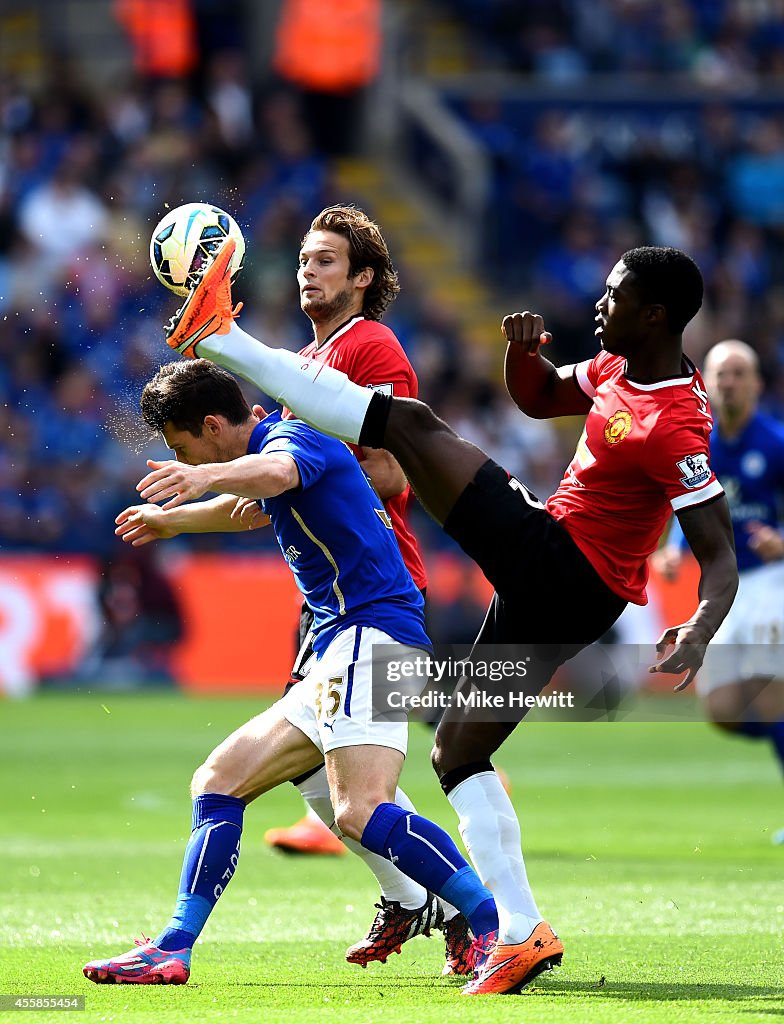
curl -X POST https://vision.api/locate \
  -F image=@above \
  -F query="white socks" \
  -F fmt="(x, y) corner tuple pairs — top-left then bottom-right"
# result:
(448, 770), (542, 943)
(295, 767), (428, 910)
(197, 324), (374, 445)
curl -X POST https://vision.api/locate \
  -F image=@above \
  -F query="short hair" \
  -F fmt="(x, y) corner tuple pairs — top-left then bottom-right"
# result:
(140, 360), (251, 435)
(704, 338), (761, 375)
(621, 246), (704, 334)
(306, 204), (400, 321)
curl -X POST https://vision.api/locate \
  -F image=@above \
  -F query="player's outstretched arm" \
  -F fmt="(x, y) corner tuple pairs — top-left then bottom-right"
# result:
(502, 312), (593, 419)
(135, 453), (300, 510)
(649, 496), (738, 690)
(115, 496), (270, 545)
(115, 503), (180, 546)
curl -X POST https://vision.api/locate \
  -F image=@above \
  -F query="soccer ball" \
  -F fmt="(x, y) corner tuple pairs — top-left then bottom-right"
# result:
(150, 202), (246, 297)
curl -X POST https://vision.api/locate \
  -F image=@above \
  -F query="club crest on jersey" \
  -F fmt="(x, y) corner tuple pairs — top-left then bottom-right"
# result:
(676, 453), (711, 488)
(741, 450), (766, 478)
(604, 410), (632, 445)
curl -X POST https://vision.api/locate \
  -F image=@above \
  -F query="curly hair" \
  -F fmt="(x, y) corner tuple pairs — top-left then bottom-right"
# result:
(306, 205), (400, 321)
(140, 360), (251, 435)
(621, 246), (703, 334)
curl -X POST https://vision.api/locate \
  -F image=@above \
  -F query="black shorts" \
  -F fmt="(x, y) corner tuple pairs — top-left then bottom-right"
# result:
(444, 459), (626, 657)
(283, 603), (316, 696)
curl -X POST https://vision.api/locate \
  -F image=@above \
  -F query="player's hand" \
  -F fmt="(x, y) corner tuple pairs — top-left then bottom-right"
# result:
(136, 459), (211, 509)
(501, 312), (552, 355)
(229, 496), (270, 530)
(359, 446), (407, 499)
(650, 545), (683, 581)
(648, 622), (709, 691)
(115, 504), (178, 545)
(746, 520), (784, 562)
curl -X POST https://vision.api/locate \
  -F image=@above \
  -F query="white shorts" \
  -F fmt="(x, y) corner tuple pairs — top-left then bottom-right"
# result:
(697, 561), (784, 695)
(279, 625), (428, 755)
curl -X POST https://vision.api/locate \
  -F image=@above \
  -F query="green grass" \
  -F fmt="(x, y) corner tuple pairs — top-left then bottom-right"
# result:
(0, 693), (782, 1024)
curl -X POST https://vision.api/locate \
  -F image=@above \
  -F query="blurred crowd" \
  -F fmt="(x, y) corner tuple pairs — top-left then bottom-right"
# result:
(439, 5), (784, 403)
(443, 0), (784, 82)
(456, 94), (784, 394)
(0, 42), (566, 561)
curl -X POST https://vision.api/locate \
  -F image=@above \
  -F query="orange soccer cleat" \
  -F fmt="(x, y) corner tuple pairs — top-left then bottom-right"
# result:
(165, 237), (243, 358)
(264, 815), (346, 856)
(462, 921), (564, 996)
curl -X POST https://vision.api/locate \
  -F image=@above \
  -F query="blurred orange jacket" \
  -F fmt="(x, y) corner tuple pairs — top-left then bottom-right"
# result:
(274, 0), (381, 93)
(115, 0), (198, 77)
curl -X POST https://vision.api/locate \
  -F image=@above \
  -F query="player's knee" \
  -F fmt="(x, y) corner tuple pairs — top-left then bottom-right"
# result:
(333, 801), (361, 841)
(334, 797), (380, 842)
(430, 737), (447, 779)
(190, 762), (214, 797)
(431, 727), (474, 779)
(190, 759), (236, 798)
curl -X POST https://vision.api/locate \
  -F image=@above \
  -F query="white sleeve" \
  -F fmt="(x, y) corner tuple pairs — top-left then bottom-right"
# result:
(573, 360), (596, 399)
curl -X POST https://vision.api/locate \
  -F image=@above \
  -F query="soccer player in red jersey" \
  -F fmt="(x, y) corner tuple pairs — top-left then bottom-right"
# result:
(167, 242), (738, 995)
(282, 206), (426, 593)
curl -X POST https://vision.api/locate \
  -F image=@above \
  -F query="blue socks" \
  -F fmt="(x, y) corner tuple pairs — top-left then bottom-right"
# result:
(361, 803), (498, 939)
(154, 795), (498, 953)
(155, 793), (245, 952)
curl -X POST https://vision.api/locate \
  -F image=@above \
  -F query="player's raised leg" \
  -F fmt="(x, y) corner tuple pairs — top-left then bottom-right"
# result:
(83, 707), (323, 984)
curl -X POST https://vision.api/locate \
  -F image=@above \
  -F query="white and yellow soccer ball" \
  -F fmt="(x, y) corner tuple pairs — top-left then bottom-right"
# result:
(150, 202), (245, 297)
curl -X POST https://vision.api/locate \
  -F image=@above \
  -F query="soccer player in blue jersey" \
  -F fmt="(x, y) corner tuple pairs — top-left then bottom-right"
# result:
(82, 359), (498, 989)
(655, 340), (784, 835)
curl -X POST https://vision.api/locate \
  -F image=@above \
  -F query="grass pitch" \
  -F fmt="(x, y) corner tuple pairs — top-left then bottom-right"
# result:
(0, 693), (781, 1024)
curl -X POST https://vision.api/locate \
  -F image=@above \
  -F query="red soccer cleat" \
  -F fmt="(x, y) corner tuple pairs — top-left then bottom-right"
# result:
(440, 912), (474, 976)
(264, 815), (346, 856)
(345, 895), (442, 967)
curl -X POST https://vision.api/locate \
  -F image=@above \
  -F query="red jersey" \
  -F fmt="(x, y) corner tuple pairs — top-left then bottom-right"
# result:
(546, 351), (723, 605)
(283, 316), (428, 591)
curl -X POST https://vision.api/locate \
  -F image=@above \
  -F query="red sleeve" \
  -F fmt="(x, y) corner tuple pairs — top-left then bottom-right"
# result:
(337, 332), (417, 399)
(643, 418), (724, 512)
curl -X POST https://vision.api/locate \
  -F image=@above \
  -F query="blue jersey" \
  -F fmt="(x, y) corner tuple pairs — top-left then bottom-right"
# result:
(247, 412), (429, 656)
(672, 412), (784, 572)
